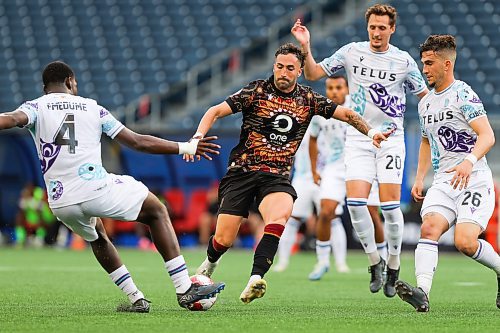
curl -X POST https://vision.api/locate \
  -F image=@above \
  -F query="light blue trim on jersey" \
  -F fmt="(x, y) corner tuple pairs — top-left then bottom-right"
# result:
(434, 80), (457, 96)
(428, 133), (441, 172)
(351, 85), (367, 116)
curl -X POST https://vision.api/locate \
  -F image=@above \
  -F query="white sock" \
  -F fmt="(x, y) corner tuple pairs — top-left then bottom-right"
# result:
(109, 265), (144, 303)
(381, 202), (404, 270)
(316, 240), (331, 266)
(415, 239), (438, 296)
(471, 239), (500, 275)
(377, 241), (388, 262)
(165, 255), (192, 294)
(347, 198), (379, 265)
(330, 217), (347, 266)
(277, 217), (301, 266)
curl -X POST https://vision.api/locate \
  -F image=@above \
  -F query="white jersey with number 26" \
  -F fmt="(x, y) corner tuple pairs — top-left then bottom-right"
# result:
(320, 41), (426, 140)
(18, 93), (125, 208)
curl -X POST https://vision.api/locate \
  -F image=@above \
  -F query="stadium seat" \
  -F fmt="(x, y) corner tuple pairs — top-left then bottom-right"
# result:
(174, 189), (208, 234)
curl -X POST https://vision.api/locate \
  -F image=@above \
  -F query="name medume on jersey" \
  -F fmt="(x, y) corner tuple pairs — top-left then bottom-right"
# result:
(47, 101), (87, 111)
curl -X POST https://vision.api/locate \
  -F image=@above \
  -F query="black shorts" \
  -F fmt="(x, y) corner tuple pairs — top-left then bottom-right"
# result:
(217, 171), (297, 218)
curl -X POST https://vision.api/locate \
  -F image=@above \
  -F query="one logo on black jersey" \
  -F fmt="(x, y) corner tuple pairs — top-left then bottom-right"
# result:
(272, 114), (293, 133)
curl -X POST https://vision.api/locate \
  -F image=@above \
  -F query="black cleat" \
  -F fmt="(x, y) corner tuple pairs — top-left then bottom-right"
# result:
(496, 277), (500, 309)
(177, 282), (225, 309)
(383, 268), (400, 298)
(368, 259), (385, 293)
(395, 280), (429, 312)
(116, 298), (151, 313)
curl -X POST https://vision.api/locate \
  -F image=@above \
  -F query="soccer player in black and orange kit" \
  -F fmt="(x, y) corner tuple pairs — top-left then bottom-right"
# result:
(186, 43), (391, 304)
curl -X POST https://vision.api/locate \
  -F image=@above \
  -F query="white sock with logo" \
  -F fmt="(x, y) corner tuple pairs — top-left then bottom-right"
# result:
(415, 239), (438, 296)
(109, 265), (144, 303)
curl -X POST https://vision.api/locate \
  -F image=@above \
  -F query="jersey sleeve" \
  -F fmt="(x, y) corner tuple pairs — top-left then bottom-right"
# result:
(98, 106), (125, 139)
(311, 90), (337, 119)
(319, 43), (352, 77)
(457, 86), (487, 123)
(309, 116), (321, 138)
(403, 56), (427, 95)
(17, 101), (39, 128)
(225, 81), (259, 114)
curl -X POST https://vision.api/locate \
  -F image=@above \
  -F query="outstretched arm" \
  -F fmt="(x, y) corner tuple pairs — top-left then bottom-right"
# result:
(115, 128), (220, 160)
(332, 106), (391, 148)
(0, 111), (28, 130)
(291, 19), (327, 81)
(192, 101), (233, 138)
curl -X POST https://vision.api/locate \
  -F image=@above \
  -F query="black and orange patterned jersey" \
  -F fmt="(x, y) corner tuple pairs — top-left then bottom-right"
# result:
(224, 76), (338, 177)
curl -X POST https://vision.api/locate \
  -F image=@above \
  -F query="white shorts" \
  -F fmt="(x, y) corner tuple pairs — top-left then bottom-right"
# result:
(319, 164), (346, 203)
(51, 174), (149, 241)
(367, 180), (380, 206)
(291, 177), (320, 219)
(421, 170), (495, 230)
(345, 137), (405, 184)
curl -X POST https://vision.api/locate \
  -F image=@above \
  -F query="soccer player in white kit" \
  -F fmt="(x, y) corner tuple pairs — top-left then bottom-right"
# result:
(0, 61), (225, 312)
(292, 4), (428, 297)
(395, 35), (500, 312)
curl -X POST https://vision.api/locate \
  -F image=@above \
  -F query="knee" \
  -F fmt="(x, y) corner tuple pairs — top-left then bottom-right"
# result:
(454, 235), (477, 256)
(214, 233), (234, 248)
(420, 222), (440, 240)
(318, 210), (334, 224)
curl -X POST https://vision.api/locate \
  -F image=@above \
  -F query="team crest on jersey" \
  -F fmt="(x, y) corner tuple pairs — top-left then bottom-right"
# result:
(368, 83), (405, 117)
(39, 139), (61, 174)
(49, 180), (64, 201)
(437, 125), (476, 153)
(99, 109), (109, 118)
(469, 95), (482, 103)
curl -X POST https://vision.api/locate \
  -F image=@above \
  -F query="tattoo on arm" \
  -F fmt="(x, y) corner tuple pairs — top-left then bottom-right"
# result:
(346, 112), (370, 136)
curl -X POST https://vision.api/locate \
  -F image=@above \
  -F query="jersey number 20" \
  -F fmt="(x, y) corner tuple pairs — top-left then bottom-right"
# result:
(55, 114), (78, 154)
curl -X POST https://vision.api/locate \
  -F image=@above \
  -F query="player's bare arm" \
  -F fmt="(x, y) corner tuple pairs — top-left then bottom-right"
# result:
(308, 134), (321, 185)
(446, 116), (495, 190)
(412, 137), (431, 202)
(333, 106), (390, 148)
(115, 127), (220, 160)
(291, 19), (326, 81)
(0, 110), (28, 130)
(416, 89), (429, 100)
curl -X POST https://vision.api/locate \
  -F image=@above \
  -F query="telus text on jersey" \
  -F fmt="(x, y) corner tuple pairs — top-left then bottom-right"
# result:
(422, 110), (453, 125)
(352, 66), (396, 81)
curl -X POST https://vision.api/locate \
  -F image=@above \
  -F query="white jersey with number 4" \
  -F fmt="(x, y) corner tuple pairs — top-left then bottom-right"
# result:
(319, 41), (426, 140)
(418, 80), (490, 183)
(18, 93), (125, 208)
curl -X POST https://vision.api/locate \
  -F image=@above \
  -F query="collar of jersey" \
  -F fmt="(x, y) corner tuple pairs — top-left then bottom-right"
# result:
(368, 44), (392, 55)
(268, 75), (297, 97)
(433, 80), (457, 96)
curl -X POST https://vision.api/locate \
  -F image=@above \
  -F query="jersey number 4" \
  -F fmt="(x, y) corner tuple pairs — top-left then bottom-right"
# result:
(55, 114), (78, 154)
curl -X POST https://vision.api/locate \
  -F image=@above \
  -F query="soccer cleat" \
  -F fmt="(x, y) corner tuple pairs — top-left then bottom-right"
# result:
(116, 298), (151, 313)
(272, 262), (288, 273)
(383, 268), (400, 298)
(196, 258), (218, 278)
(368, 258), (386, 293)
(240, 279), (267, 304)
(177, 281), (225, 309)
(395, 280), (429, 312)
(308, 263), (330, 281)
(496, 276), (500, 309)
(335, 262), (351, 274)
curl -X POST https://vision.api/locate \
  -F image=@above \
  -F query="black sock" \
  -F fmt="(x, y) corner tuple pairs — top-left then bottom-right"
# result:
(251, 234), (281, 277)
(207, 235), (229, 263)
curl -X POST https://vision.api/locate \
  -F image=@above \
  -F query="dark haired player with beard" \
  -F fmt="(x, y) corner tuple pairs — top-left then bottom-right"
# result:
(395, 35), (500, 312)
(0, 61), (225, 313)
(186, 43), (390, 304)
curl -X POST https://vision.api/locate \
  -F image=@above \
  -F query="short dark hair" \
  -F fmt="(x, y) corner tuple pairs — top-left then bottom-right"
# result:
(42, 61), (74, 88)
(275, 43), (305, 68)
(328, 75), (348, 86)
(365, 4), (397, 27)
(419, 34), (457, 60)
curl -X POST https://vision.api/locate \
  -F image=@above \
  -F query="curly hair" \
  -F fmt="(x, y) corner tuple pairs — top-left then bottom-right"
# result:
(365, 4), (397, 27)
(275, 43), (305, 68)
(42, 61), (74, 88)
(419, 34), (457, 59)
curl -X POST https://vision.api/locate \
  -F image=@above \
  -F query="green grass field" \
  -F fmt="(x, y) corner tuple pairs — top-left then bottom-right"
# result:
(1, 247), (499, 333)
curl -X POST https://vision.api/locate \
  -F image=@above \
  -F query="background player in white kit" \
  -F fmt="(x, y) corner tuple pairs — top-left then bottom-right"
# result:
(395, 35), (500, 312)
(308, 75), (386, 280)
(0, 61), (225, 313)
(292, 4), (428, 297)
